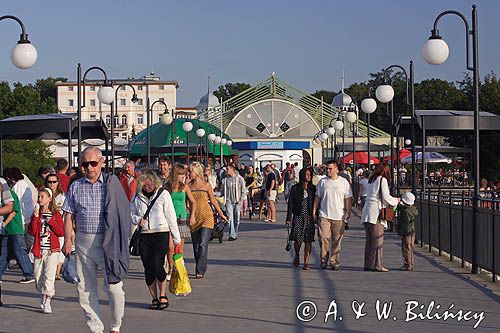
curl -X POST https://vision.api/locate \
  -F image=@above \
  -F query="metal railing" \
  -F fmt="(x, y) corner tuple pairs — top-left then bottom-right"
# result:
(415, 188), (499, 282)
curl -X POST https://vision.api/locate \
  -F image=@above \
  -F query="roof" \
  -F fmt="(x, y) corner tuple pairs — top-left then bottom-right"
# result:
(197, 92), (219, 109)
(0, 113), (108, 140)
(331, 91), (352, 108)
(57, 79), (179, 88)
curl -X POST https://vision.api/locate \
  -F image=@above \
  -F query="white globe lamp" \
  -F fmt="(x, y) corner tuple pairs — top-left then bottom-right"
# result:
(214, 136), (222, 144)
(422, 38), (449, 65)
(326, 127), (335, 136)
(226, 140), (233, 146)
(320, 132), (329, 141)
(208, 133), (216, 142)
(196, 128), (205, 138)
(405, 139), (412, 146)
(375, 84), (395, 103)
(221, 138), (227, 145)
(160, 112), (173, 125)
(97, 85), (114, 105)
(361, 98), (377, 114)
(345, 111), (357, 124)
(334, 120), (344, 131)
(11, 42), (37, 69)
(182, 121), (193, 132)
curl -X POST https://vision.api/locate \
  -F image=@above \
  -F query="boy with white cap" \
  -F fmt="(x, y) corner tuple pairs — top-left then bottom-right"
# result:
(397, 192), (418, 271)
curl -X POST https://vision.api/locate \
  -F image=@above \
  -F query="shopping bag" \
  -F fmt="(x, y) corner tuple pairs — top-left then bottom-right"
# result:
(169, 254), (192, 296)
(62, 255), (80, 284)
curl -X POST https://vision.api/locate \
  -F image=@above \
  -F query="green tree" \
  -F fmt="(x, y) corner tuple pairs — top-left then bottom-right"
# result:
(312, 90), (337, 105)
(3, 140), (55, 186)
(213, 82), (252, 101)
(35, 77), (67, 101)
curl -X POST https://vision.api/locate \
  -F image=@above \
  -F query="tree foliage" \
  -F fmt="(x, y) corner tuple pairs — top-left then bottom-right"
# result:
(213, 82), (252, 102)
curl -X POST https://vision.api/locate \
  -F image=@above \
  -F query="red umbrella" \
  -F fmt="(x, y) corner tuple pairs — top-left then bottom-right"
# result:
(383, 148), (411, 162)
(340, 152), (379, 165)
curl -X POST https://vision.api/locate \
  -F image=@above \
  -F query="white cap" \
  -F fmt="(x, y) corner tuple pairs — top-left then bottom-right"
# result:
(401, 192), (415, 206)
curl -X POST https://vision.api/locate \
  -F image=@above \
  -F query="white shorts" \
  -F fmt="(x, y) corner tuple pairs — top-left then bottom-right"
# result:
(267, 190), (277, 202)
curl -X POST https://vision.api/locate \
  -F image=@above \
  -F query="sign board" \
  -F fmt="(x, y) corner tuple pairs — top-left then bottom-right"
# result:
(257, 142), (284, 149)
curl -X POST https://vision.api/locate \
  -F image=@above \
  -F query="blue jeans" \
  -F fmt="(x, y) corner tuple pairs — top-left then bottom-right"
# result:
(0, 234), (34, 280)
(191, 227), (211, 275)
(284, 181), (295, 202)
(226, 202), (241, 239)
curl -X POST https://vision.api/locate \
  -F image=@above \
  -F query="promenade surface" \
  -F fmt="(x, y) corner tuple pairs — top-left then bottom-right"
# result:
(0, 200), (499, 333)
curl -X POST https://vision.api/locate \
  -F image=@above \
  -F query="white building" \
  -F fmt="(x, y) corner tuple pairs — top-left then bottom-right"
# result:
(56, 74), (196, 141)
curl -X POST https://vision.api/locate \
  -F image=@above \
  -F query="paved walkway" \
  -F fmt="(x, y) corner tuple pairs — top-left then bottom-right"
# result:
(1, 200), (499, 332)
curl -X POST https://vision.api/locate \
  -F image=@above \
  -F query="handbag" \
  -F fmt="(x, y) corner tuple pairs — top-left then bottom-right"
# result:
(62, 255), (80, 284)
(378, 178), (394, 222)
(129, 188), (164, 256)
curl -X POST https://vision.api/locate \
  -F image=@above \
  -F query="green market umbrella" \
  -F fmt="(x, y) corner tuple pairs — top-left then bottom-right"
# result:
(129, 118), (233, 157)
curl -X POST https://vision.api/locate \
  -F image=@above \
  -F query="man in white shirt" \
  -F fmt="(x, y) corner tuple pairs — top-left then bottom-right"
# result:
(313, 160), (353, 271)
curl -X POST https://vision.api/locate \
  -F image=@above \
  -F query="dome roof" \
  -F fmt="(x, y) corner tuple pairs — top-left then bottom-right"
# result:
(331, 91), (352, 108)
(197, 92), (219, 109)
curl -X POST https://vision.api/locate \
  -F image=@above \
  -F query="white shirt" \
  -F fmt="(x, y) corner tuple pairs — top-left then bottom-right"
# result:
(316, 176), (353, 220)
(12, 178), (36, 225)
(360, 176), (399, 225)
(54, 193), (66, 213)
(359, 178), (369, 197)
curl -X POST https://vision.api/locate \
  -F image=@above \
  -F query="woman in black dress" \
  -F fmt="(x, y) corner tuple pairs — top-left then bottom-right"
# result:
(286, 167), (316, 270)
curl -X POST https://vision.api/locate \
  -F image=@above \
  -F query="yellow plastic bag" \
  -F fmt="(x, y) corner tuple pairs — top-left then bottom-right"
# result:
(169, 254), (192, 296)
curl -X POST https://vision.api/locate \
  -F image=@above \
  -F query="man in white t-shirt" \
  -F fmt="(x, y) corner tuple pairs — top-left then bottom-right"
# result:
(313, 160), (353, 271)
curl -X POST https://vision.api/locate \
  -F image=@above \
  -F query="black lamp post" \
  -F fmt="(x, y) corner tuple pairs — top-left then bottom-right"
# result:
(78, 65), (114, 163)
(361, 90), (377, 169)
(422, 5), (480, 274)
(376, 62), (415, 194)
(112, 84), (138, 174)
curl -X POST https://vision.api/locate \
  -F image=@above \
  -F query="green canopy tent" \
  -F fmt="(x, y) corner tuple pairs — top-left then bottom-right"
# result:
(128, 118), (234, 164)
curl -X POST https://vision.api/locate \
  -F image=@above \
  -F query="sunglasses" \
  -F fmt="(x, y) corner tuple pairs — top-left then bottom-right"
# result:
(47, 180), (58, 184)
(82, 160), (101, 168)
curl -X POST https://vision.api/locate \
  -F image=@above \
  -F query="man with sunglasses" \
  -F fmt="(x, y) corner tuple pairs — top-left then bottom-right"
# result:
(62, 147), (127, 333)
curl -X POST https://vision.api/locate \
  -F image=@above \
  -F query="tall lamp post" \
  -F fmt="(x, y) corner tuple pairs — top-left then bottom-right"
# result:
(183, 120), (193, 164)
(195, 124), (206, 163)
(78, 65), (114, 163)
(375, 62), (415, 194)
(207, 132), (216, 166)
(112, 84), (138, 174)
(422, 5), (480, 274)
(361, 95), (377, 169)
(160, 110), (191, 164)
(0, 15), (37, 176)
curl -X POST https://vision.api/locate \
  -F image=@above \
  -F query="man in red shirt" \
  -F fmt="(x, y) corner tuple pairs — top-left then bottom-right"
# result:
(56, 159), (70, 192)
(119, 160), (139, 202)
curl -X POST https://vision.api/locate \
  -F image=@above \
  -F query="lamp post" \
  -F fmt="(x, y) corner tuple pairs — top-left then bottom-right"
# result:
(78, 65), (114, 164)
(160, 109), (191, 164)
(112, 84), (138, 174)
(182, 119), (193, 164)
(195, 124), (206, 163)
(0, 15), (37, 175)
(345, 103), (358, 171)
(361, 96), (377, 169)
(0, 15), (38, 69)
(376, 62), (415, 194)
(422, 5), (480, 274)
(207, 132), (216, 166)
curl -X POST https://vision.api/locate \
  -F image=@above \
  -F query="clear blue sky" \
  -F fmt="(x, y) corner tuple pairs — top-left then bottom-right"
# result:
(1, 0), (499, 106)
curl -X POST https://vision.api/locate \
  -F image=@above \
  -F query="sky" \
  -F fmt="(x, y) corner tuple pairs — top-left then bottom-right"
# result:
(1, 0), (499, 106)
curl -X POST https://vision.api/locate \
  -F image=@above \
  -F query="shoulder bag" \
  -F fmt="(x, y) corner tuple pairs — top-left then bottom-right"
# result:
(378, 178), (394, 222)
(129, 188), (164, 256)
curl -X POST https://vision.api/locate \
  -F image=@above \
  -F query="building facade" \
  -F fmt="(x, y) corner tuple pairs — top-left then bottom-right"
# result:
(56, 74), (196, 141)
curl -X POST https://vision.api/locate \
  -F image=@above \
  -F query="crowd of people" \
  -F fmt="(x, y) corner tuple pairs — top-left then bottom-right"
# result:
(0, 149), (422, 332)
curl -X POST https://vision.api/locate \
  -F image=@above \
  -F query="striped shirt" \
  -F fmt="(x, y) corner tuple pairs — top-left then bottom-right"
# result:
(62, 174), (106, 234)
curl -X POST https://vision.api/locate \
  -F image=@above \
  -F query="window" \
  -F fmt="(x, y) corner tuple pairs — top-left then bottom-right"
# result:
(114, 133), (119, 138)
(121, 115), (127, 125)
(159, 97), (164, 102)
(68, 86), (74, 91)
(121, 133), (128, 140)
(114, 115), (119, 127)
(159, 85), (164, 90)
(138, 86), (143, 91)
(90, 99), (96, 107)
(90, 86), (96, 91)
(105, 115), (111, 126)
(68, 99), (74, 107)
(137, 98), (143, 106)
(120, 99), (126, 106)
(120, 86), (126, 91)
(137, 114), (144, 125)
(89, 114), (96, 120)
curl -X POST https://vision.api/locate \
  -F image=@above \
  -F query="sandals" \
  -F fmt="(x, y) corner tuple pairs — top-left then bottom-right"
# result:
(303, 264), (310, 271)
(158, 296), (169, 310)
(149, 299), (159, 310)
(293, 256), (300, 268)
(195, 273), (204, 279)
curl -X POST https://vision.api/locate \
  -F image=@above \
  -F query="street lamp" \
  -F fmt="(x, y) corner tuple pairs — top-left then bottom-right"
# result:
(111, 84), (138, 174)
(78, 64), (114, 164)
(207, 132), (216, 166)
(361, 96), (377, 169)
(160, 109), (190, 164)
(376, 62), (415, 194)
(182, 119), (193, 164)
(422, 5), (480, 274)
(196, 125), (205, 162)
(1, 15), (37, 69)
(405, 139), (412, 146)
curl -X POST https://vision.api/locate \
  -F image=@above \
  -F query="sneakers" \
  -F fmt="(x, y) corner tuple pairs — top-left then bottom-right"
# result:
(43, 297), (52, 314)
(19, 276), (35, 284)
(40, 294), (46, 310)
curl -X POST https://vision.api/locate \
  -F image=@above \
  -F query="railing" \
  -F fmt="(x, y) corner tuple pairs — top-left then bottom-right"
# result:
(415, 188), (499, 282)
